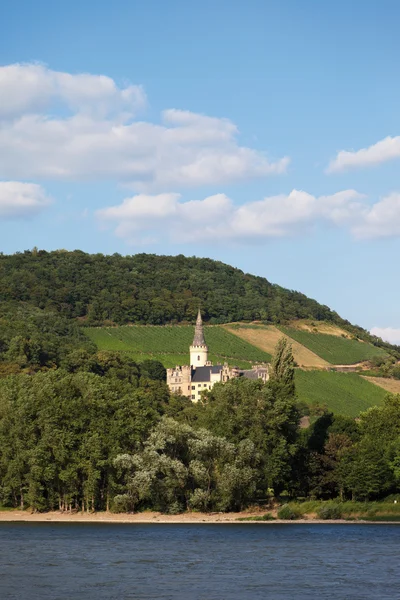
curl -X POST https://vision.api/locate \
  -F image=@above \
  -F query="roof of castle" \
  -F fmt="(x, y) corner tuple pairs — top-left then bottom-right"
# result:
(192, 308), (207, 347)
(191, 365), (223, 382)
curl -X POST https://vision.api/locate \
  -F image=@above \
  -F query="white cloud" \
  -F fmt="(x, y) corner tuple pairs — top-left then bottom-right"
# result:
(97, 188), (400, 244)
(97, 188), (367, 244)
(0, 63), (146, 119)
(352, 193), (400, 239)
(327, 136), (400, 173)
(0, 181), (52, 219)
(0, 63), (289, 189)
(370, 327), (400, 346)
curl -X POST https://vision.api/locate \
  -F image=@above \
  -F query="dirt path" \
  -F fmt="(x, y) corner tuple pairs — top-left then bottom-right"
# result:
(225, 325), (329, 368)
(362, 376), (400, 394)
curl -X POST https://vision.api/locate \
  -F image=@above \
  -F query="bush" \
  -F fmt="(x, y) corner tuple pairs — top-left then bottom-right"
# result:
(277, 504), (300, 520)
(111, 494), (135, 513)
(317, 503), (342, 520)
(237, 513), (275, 522)
(392, 366), (400, 380)
(259, 512), (275, 521)
(166, 501), (184, 515)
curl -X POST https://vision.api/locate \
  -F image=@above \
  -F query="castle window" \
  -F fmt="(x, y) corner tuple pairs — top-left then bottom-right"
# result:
(204, 384), (207, 387)
(197, 355), (200, 361)
(191, 395), (195, 400)
(192, 385), (195, 390)
(198, 384), (201, 387)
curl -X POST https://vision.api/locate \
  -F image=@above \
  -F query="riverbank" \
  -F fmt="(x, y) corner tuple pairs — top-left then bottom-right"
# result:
(0, 510), (399, 524)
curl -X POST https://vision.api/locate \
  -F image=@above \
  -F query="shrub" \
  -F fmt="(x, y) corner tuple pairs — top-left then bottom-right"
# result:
(166, 501), (184, 515)
(277, 504), (300, 520)
(111, 494), (135, 513)
(254, 512), (275, 521)
(317, 503), (342, 520)
(237, 513), (275, 522)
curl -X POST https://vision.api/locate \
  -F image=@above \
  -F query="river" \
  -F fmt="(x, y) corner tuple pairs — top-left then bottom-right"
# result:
(0, 523), (399, 599)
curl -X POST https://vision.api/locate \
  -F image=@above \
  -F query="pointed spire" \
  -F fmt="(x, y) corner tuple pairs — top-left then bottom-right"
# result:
(192, 308), (206, 346)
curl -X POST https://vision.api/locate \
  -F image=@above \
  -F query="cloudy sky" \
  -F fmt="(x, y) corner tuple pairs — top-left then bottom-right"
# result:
(1, 0), (399, 342)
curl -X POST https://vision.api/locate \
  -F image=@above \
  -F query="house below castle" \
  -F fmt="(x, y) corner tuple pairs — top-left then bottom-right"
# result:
(167, 309), (269, 402)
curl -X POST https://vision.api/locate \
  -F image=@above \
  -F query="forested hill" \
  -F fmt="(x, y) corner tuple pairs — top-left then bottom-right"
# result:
(0, 249), (395, 353)
(3, 249), (336, 323)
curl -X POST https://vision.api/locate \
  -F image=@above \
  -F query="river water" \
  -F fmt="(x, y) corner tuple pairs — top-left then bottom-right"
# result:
(0, 523), (399, 599)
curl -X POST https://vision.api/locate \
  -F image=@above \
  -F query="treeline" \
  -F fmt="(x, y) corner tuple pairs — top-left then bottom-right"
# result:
(1, 250), (396, 356)
(0, 303), (96, 376)
(0, 249), (344, 325)
(0, 340), (398, 513)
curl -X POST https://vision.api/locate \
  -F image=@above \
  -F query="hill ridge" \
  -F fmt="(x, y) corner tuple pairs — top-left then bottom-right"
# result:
(0, 249), (398, 357)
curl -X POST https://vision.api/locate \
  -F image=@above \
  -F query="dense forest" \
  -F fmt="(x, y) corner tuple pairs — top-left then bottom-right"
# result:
(0, 249), (337, 324)
(1, 249), (397, 357)
(0, 339), (398, 513)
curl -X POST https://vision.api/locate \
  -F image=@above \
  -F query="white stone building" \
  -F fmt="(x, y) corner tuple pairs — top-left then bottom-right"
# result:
(167, 309), (269, 402)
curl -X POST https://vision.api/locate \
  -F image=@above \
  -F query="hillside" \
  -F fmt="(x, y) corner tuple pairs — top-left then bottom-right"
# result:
(295, 370), (387, 417)
(225, 324), (329, 367)
(1, 249), (399, 419)
(279, 326), (388, 365)
(1, 250), (398, 358)
(84, 321), (396, 417)
(85, 325), (271, 369)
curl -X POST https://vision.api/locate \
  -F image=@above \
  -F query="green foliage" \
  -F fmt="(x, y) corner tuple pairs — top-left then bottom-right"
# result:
(280, 327), (388, 364)
(237, 513), (275, 521)
(270, 337), (295, 398)
(317, 503), (342, 519)
(85, 325), (271, 368)
(283, 500), (400, 520)
(295, 370), (387, 417)
(180, 375), (300, 495)
(139, 360), (166, 382)
(0, 303), (96, 372)
(0, 369), (172, 511)
(0, 250), (345, 326)
(114, 417), (259, 513)
(292, 395), (400, 502)
(277, 504), (300, 520)
(334, 395), (400, 501)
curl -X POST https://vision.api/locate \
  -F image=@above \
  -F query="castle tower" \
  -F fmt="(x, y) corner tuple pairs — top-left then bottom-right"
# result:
(190, 308), (208, 368)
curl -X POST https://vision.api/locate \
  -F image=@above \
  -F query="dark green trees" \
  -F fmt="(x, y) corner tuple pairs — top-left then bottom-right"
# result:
(114, 417), (259, 513)
(0, 369), (170, 511)
(0, 249), (363, 330)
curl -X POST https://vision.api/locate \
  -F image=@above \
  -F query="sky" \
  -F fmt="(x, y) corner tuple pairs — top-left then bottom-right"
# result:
(0, 0), (399, 341)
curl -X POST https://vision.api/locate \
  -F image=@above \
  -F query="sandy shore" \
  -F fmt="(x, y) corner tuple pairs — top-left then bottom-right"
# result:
(0, 510), (273, 524)
(0, 510), (397, 524)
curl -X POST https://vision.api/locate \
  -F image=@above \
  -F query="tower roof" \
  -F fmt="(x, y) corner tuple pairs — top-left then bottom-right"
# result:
(192, 308), (206, 346)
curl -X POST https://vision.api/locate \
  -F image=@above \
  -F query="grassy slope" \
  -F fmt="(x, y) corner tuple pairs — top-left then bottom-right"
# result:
(226, 324), (329, 368)
(362, 376), (400, 395)
(86, 323), (390, 415)
(295, 370), (387, 417)
(85, 325), (271, 369)
(280, 327), (387, 365)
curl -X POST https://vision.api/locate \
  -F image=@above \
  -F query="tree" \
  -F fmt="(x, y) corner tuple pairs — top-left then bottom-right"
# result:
(337, 440), (394, 500)
(270, 337), (296, 399)
(181, 368), (299, 495)
(114, 417), (259, 513)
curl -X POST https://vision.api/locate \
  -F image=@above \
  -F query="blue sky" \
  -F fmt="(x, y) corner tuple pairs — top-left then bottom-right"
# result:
(1, 0), (400, 340)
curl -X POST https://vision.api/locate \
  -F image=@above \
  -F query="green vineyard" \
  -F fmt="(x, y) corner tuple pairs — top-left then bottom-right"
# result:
(85, 325), (272, 369)
(295, 370), (387, 417)
(279, 327), (387, 365)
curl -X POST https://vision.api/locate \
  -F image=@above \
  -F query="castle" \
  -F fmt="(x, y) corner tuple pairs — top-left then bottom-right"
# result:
(167, 309), (269, 402)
